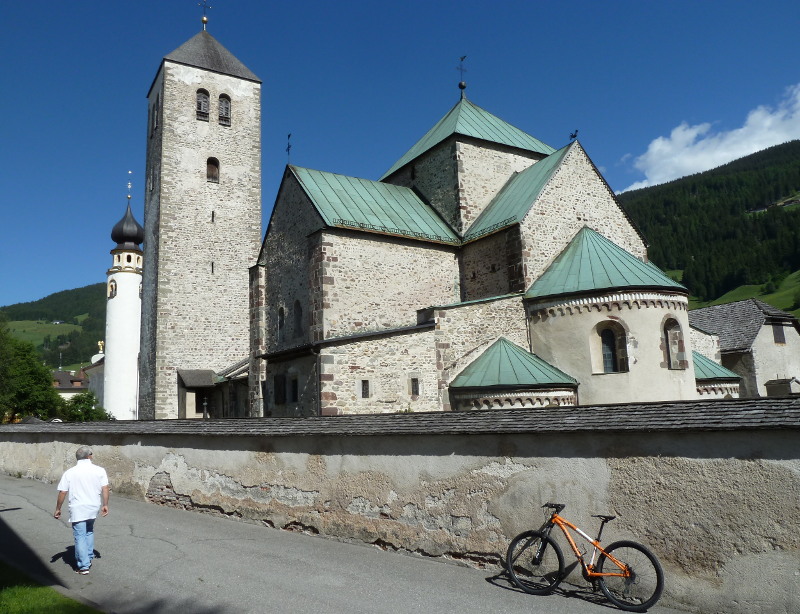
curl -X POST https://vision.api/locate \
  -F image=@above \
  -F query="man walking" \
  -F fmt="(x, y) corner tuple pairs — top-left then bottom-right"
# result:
(54, 446), (110, 574)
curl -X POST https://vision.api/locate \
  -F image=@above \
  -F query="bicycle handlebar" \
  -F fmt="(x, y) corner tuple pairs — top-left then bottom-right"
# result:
(542, 502), (565, 514)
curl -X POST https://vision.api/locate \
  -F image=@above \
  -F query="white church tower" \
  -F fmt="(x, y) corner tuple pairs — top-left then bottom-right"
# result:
(139, 16), (262, 419)
(104, 196), (144, 420)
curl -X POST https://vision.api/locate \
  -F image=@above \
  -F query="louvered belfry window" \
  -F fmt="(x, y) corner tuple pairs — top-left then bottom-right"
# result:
(219, 95), (231, 126)
(196, 89), (210, 121)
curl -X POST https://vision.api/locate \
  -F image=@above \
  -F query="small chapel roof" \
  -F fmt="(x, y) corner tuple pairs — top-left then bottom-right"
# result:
(163, 30), (260, 82)
(525, 226), (686, 300)
(290, 165), (460, 245)
(450, 337), (577, 390)
(692, 351), (741, 381)
(464, 142), (573, 241)
(381, 98), (555, 180)
(111, 202), (144, 250)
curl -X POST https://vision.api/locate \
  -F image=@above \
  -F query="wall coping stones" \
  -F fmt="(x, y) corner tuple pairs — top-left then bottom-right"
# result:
(2, 398), (798, 438)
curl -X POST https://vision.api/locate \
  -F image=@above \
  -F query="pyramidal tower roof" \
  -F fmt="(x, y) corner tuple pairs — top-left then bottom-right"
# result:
(164, 30), (260, 82)
(450, 338), (577, 389)
(525, 227), (685, 300)
(381, 98), (554, 180)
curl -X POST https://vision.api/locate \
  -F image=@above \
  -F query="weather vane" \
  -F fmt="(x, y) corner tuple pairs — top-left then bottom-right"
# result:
(457, 55), (467, 98)
(286, 133), (292, 163)
(199, 0), (212, 30)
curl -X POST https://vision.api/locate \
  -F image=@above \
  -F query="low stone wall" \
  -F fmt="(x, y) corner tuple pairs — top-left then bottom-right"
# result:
(2, 398), (799, 614)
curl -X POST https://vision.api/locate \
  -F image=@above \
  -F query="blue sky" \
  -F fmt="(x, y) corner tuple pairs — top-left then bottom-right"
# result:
(2, 0), (799, 307)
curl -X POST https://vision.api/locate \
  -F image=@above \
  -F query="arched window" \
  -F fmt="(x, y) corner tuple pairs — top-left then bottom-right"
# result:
(597, 322), (628, 373)
(107, 280), (117, 299)
(277, 307), (285, 342)
(218, 94), (231, 126)
(196, 89), (210, 121)
(663, 319), (685, 369)
(206, 157), (219, 183)
(293, 300), (303, 338)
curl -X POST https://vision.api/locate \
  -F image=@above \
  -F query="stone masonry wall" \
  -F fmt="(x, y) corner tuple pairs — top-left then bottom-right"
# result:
(519, 142), (646, 288)
(141, 62), (261, 419)
(3, 416), (798, 614)
(460, 226), (526, 301)
(318, 232), (460, 339)
(689, 326), (722, 361)
(433, 296), (529, 410)
(456, 139), (542, 233)
(319, 329), (438, 415)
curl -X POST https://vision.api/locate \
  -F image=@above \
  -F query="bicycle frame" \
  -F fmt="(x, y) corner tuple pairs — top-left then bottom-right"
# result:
(545, 513), (630, 579)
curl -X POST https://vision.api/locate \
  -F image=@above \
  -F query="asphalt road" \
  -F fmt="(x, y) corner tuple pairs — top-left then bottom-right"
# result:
(0, 473), (687, 614)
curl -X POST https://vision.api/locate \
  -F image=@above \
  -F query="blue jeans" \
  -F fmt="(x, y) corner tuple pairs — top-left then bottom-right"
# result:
(72, 519), (95, 571)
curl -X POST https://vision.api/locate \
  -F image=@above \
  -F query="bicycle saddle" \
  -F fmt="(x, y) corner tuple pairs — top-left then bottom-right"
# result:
(593, 514), (616, 522)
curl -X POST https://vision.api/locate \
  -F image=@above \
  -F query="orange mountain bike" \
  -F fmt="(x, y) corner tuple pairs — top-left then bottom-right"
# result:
(506, 503), (664, 612)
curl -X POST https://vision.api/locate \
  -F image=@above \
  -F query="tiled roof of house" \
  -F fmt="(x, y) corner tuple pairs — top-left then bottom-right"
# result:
(291, 166), (460, 245)
(688, 299), (798, 352)
(692, 351), (741, 381)
(450, 338), (577, 389)
(525, 227), (685, 300)
(464, 143), (573, 242)
(3, 399), (798, 436)
(164, 30), (260, 82)
(381, 98), (555, 180)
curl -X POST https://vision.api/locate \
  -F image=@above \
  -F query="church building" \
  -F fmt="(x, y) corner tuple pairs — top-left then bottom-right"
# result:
(129, 18), (741, 420)
(249, 92), (740, 416)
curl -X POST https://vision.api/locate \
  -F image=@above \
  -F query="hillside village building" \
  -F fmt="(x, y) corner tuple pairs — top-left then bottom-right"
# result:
(125, 21), (745, 419)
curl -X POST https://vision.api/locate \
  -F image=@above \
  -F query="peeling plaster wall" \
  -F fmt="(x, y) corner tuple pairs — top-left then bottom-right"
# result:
(2, 429), (798, 614)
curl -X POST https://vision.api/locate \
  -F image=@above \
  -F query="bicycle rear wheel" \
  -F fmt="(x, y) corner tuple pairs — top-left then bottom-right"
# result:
(505, 530), (564, 595)
(597, 540), (664, 612)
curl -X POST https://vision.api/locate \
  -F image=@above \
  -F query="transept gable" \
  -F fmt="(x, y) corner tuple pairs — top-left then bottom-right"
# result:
(380, 98), (554, 181)
(525, 226), (685, 300)
(463, 142), (574, 242)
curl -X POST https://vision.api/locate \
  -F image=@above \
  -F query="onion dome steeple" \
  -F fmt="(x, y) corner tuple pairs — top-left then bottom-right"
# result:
(111, 198), (145, 251)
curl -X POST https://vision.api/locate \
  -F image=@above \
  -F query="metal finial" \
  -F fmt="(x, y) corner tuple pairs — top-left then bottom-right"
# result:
(569, 130), (579, 141)
(199, 0), (212, 30)
(457, 56), (467, 99)
(286, 133), (292, 163)
(127, 170), (133, 201)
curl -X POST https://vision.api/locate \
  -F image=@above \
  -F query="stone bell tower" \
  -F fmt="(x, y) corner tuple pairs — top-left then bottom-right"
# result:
(139, 16), (262, 419)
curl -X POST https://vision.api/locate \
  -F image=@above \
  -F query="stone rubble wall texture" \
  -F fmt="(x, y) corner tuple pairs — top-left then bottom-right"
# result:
(528, 292), (697, 404)
(460, 227), (525, 301)
(318, 232), (460, 339)
(519, 143), (647, 288)
(140, 62), (262, 419)
(318, 330), (438, 415)
(3, 429), (797, 614)
(434, 296), (529, 410)
(248, 263), (267, 416)
(688, 326), (722, 361)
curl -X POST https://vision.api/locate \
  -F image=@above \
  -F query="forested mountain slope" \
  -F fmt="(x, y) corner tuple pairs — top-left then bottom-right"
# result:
(0, 283), (105, 367)
(617, 140), (800, 300)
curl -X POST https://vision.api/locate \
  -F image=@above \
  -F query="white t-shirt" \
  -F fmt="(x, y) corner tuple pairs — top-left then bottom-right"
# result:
(56, 459), (109, 523)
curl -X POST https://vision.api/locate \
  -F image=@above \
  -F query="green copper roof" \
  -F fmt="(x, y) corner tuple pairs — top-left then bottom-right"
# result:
(692, 351), (741, 381)
(525, 227), (686, 300)
(465, 143), (573, 241)
(450, 338), (577, 389)
(291, 166), (459, 245)
(381, 98), (555, 179)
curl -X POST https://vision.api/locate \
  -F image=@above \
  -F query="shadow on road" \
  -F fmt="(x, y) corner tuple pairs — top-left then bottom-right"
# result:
(0, 513), (62, 587)
(486, 568), (617, 611)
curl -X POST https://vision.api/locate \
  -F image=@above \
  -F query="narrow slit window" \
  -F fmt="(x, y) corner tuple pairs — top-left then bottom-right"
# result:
(410, 377), (419, 396)
(361, 380), (370, 399)
(773, 323), (786, 344)
(207, 157), (219, 183)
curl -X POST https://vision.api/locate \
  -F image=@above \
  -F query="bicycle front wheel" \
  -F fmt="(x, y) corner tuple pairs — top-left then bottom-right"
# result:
(597, 540), (664, 612)
(505, 530), (564, 595)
